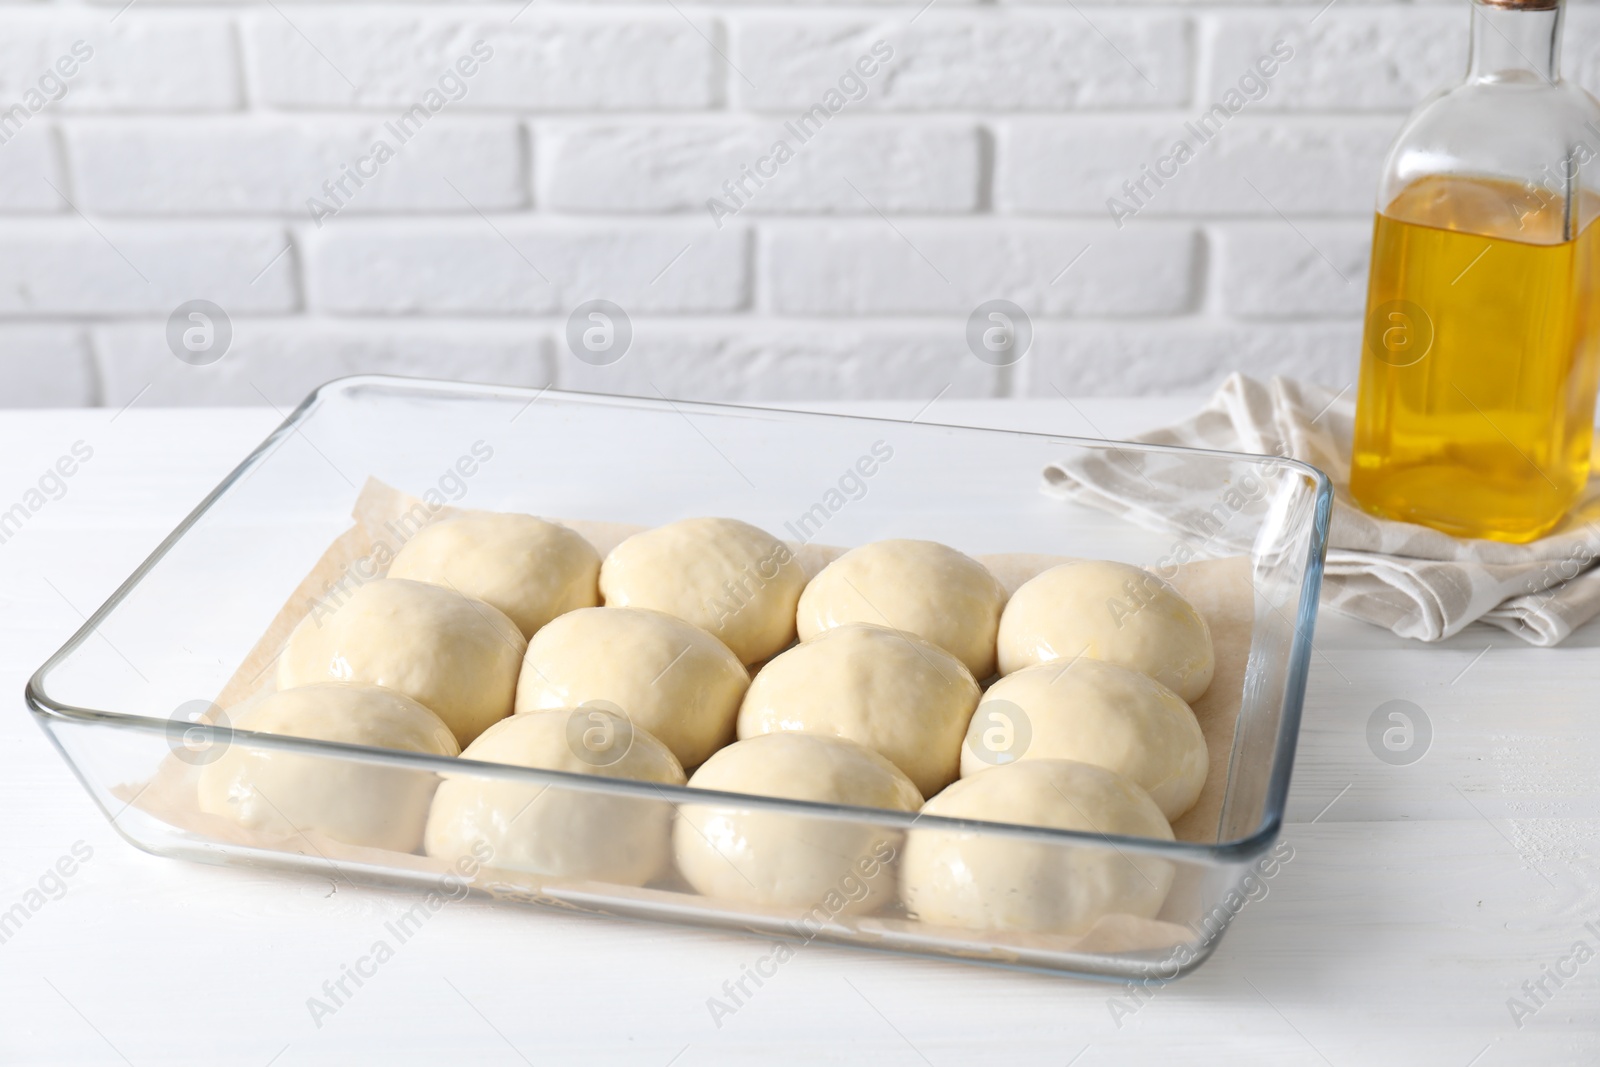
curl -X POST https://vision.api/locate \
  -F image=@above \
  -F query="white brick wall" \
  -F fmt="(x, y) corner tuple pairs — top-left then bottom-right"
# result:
(0, 0), (1595, 407)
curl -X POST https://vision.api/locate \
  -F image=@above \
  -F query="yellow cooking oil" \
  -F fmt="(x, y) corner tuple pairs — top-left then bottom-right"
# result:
(1350, 174), (1600, 543)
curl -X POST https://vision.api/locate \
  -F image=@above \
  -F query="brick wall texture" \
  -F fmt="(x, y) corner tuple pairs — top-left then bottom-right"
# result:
(0, 0), (1594, 407)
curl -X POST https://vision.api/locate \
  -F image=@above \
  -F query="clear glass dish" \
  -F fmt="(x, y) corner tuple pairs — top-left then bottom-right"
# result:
(25, 376), (1331, 981)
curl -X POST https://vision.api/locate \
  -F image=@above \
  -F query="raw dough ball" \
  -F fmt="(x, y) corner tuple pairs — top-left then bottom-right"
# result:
(278, 578), (525, 747)
(387, 513), (600, 638)
(901, 760), (1175, 936)
(515, 607), (749, 770)
(960, 660), (1207, 820)
(425, 708), (685, 886)
(997, 560), (1214, 702)
(737, 622), (980, 797)
(600, 517), (806, 664)
(197, 683), (459, 853)
(675, 733), (921, 914)
(797, 539), (1006, 678)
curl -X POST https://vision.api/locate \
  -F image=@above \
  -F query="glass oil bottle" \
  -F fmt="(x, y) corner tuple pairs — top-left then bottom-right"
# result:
(1350, 0), (1600, 543)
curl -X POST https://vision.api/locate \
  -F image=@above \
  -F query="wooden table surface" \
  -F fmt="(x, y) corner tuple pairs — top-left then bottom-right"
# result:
(2, 398), (1596, 1066)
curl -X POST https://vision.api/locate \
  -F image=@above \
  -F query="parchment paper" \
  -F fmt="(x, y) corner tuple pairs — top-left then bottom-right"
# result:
(122, 477), (1257, 958)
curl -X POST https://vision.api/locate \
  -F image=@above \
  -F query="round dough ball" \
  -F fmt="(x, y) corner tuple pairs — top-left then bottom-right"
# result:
(797, 539), (1006, 678)
(278, 578), (525, 747)
(960, 660), (1207, 820)
(426, 708), (685, 886)
(737, 623), (980, 797)
(675, 733), (921, 913)
(387, 513), (600, 638)
(198, 683), (459, 853)
(600, 517), (806, 664)
(515, 607), (749, 770)
(997, 561), (1214, 702)
(901, 760), (1175, 936)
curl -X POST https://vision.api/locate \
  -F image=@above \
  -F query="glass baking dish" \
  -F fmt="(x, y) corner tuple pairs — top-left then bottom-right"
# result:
(25, 375), (1331, 981)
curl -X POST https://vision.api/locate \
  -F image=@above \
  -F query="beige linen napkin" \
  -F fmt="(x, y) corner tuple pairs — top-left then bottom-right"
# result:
(1042, 373), (1600, 646)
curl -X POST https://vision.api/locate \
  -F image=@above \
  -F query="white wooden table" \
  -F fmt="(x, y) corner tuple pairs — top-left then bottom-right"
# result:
(2, 399), (1597, 1067)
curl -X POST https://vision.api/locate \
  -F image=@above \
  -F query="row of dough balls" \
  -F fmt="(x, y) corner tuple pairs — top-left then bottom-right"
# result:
(200, 689), (1174, 935)
(278, 512), (1215, 793)
(200, 513), (1215, 935)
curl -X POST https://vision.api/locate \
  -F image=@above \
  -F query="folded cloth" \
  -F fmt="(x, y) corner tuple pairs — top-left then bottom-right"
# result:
(1042, 373), (1600, 646)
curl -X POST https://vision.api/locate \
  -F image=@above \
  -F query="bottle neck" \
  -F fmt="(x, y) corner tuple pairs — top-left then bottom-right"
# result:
(1468, 0), (1563, 85)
